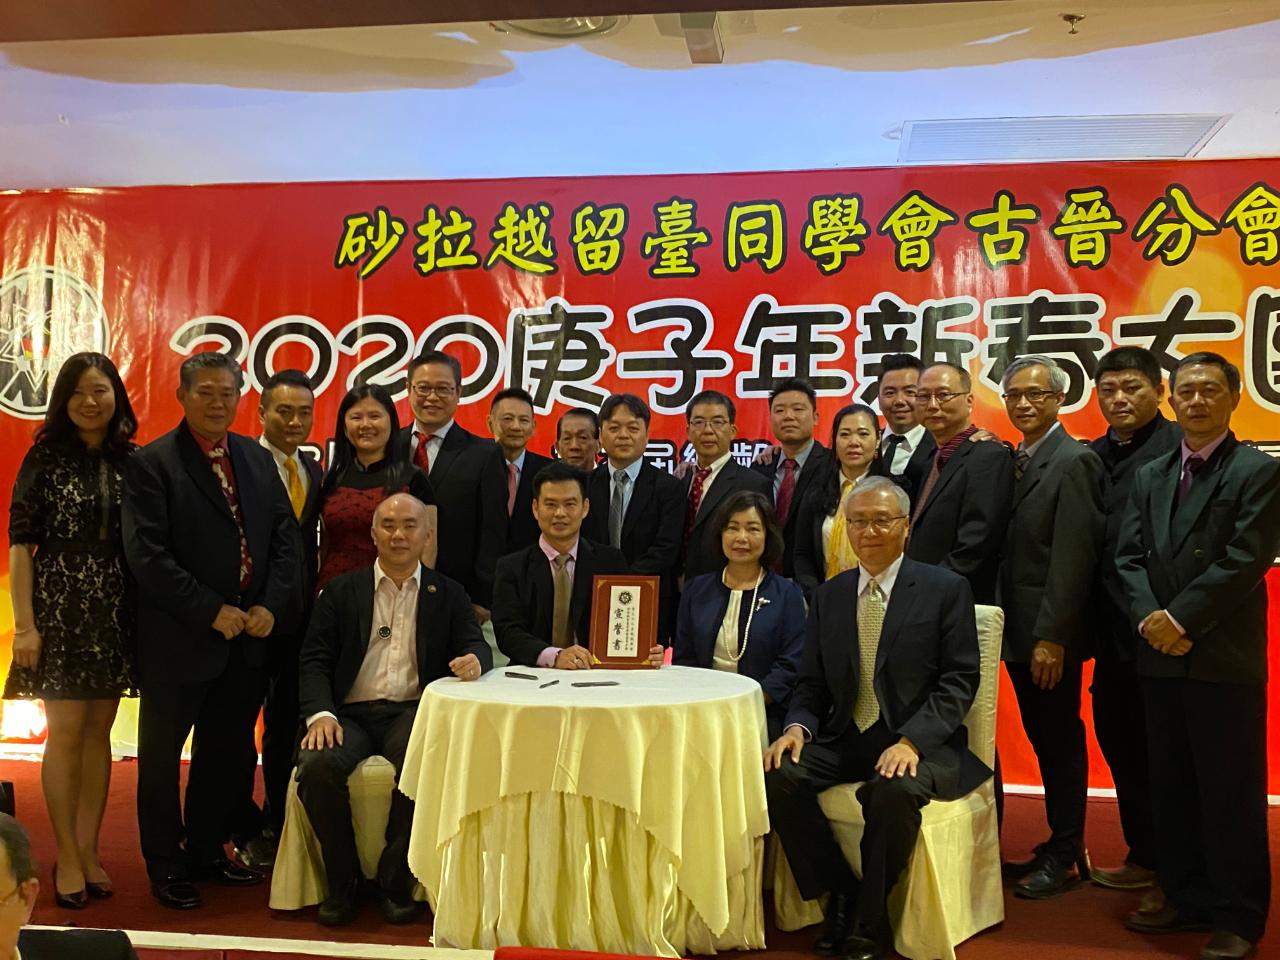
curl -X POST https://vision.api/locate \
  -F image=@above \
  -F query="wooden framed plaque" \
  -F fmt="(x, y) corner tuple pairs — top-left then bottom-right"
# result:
(589, 574), (660, 668)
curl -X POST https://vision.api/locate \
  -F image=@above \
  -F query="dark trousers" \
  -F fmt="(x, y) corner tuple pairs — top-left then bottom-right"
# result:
(295, 699), (418, 897)
(1090, 655), (1155, 869)
(1142, 678), (1270, 942)
(1004, 660), (1088, 859)
(765, 720), (934, 937)
(137, 642), (266, 880)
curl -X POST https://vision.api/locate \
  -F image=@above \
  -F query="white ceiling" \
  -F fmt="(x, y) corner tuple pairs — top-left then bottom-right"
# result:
(1, 0), (1279, 189)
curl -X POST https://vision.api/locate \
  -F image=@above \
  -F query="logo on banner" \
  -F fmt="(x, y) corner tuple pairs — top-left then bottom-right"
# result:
(0, 267), (109, 420)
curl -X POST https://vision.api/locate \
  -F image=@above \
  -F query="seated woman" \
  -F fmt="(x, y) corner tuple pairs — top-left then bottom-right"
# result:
(792, 403), (882, 601)
(673, 490), (805, 735)
(317, 384), (438, 591)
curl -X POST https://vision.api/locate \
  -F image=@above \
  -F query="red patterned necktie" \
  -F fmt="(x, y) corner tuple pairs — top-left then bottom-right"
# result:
(414, 433), (437, 475)
(507, 462), (518, 515)
(683, 467), (712, 547)
(775, 458), (798, 521)
(207, 446), (253, 591)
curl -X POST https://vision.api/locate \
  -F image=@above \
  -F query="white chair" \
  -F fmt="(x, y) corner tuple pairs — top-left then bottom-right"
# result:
(773, 604), (1005, 960)
(269, 756), (426, 910)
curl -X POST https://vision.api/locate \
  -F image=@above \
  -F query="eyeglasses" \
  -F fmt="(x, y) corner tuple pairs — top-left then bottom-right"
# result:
(689, 417), (731, 431)
(411, 384), (457, 398)
(914, 391), (968, 406)
(1001, 389), (1060, 405)
(847, 516), (907, 533)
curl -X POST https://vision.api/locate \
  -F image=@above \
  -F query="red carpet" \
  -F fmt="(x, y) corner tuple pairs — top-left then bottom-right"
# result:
(5, 756), (1276, 958)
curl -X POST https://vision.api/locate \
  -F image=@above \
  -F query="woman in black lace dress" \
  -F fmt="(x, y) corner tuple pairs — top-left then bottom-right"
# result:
(5, 353), (137, 909)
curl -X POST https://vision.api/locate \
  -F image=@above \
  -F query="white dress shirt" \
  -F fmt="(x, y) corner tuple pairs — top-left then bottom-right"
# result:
(882, 423), (927, 475)
(411, 418), (455, 471)
(259, 436), (311, 497)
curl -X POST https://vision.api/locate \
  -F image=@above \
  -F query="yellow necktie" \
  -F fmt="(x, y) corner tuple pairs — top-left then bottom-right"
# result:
(854, 579), (884, 732)
(284, 457), (306, 521)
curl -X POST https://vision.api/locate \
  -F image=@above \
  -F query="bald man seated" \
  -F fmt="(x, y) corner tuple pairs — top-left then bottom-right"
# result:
(296, 494), (491, 927)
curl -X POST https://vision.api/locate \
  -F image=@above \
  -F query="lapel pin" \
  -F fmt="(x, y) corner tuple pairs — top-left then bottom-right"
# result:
(427, 584), (437, 593)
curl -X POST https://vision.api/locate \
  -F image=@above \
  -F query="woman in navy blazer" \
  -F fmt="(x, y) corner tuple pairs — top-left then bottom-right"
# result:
(673, 490), (806, 735)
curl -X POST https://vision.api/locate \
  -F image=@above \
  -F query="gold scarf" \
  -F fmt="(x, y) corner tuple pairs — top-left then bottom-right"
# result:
(825, 478), (860, 581)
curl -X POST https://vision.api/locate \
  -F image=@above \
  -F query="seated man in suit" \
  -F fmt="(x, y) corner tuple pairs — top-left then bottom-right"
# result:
(0, 814), (137, 959)
(296, 493), (491, 927)
(493, 461), (639, 669)
(584, 393), (685, 641)
(765, 476), (989, 960)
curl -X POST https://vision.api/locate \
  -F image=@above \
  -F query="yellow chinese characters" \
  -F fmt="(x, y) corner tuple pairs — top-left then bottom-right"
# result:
(801, 194), (870, 274)
(641, 197), (712, 277)
(1222, 182), (1280, 266)
(1051, 187), (1126, 269)
(877, 192), (958, 272)
(413, 205), (481, 276)
(1132, 185), (1219, 266)
(964, 190), (1040, 268)
(725, 201), (785, 273)
(334, 206), (407, 278)
(571, 203), (628, 275)
(486, 202), (557, 274)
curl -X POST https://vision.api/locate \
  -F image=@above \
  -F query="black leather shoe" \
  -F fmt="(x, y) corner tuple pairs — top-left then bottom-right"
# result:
(191, 856), (263, 887)
(236, 832), (278, 870)
(151, 876), (202, 910)
(1002, 842), (1048, 880)
(1015, 850), (1089, 900)
(1199, 931), (1257, 960)
(1123, 904), (1212, 934)
(814, 888), (856, 955)
(381, 890), (426, 924)
(842, 924), (890, 960)
(318, 878), (364, 927)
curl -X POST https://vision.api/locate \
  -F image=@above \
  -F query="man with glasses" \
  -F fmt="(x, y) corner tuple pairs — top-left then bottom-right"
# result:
(875, 354), (935, 506)
(904, 362), (1014, 604)
(397, 351), (494, 620)
(765, 476), (989, 960)
(996, 355), (1103, 899)
(583, 393), (685, 642)
(679, 390), (771, 582)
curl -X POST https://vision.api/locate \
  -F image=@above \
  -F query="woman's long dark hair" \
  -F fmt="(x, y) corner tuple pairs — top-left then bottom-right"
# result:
(710, 489), (784, 571)
(807, 403), (882, 519)
(34, 352), (137, 460)
(321, 384), (411, 495)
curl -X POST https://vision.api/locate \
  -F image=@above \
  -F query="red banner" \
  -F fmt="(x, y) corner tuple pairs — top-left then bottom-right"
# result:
(1, 159), (1278, 791)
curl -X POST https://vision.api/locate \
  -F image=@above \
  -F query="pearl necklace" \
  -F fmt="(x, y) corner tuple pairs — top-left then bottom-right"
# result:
(721, 568), (765, 663)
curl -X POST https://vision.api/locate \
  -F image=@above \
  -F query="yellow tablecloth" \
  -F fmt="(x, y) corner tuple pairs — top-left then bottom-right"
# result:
(400, 666), (770, 956)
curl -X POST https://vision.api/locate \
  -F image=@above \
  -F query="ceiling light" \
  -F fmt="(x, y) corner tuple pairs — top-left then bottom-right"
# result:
(492, 17), (628, 40)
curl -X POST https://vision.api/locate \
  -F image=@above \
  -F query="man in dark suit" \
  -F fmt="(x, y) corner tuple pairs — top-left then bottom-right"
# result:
(0, 813), (138, 959)
(584, 394), (684, 641)
(875, 354), (936, 506)
(122, 352), (299, 910)
(765, 476), (989, 960)
(681, 390), (772, 582)
(397, 351), (494, 614)
(493, 461), (633, 668)
(474, 387), (553, 608)
(1087, 347), (1181, 892)
(231, 368), (325, 868)
(1117, 352), (1280, 960)
(996, 355), (1104, 899)
(297, 493), (490, 926)
(904, 362), (1014, 604)
(750, 378), (830, 578)
(553, 407), (602, 472)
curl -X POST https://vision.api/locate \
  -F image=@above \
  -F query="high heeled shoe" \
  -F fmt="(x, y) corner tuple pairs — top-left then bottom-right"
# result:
(85, 880), (113, 899)
(53, 863), (88, 909)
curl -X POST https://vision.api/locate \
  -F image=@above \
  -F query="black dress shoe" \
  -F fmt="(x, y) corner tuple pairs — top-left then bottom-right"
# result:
(842, 924), (890, 960)
(1001, 842), (1048, 880)
(1199, 931), (1257, 960)
(1123, 904), (1212, 934)
(151, 877), (202, 910)
(814, 888), (856, 955)
(191, 857), (263, 887)
(381, 890), (426, 924)
(1014, 850), (1089, 900)
(85, 881), (113, 899)
(318, 878), (364, 927)
(236, 832), (278, 870)
(52, 864), (87, 910)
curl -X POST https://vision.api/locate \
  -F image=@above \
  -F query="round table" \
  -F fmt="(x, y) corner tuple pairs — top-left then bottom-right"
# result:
(400, 665), (770, 956)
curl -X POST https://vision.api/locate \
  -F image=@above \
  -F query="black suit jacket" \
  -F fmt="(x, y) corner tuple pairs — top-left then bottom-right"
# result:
(905, 439), (1014, 604)
(997, 427), (1105, 662)
(267, 445), (324, 634)
(123, 424), (300, 685)
(751, 442), (830, 577)
(474, 446), (553, 607)
(884, 429), (937, 508)
(682, 460), (773, 581)
(395, 423), (494, 600)
(785, 558), (990, 800)
(582, 460), (685, 640)
(492, 538), (630, 666)
(18, 928), (138, 959)
(299, 563), (489, 717)
(1089, 415), (1182, 661)
(1116, 433), (1280, 684)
